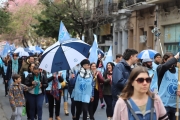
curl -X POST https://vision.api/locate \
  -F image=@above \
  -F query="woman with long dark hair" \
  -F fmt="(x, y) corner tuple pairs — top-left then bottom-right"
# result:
(22, 63), (35, 120)
(103, 62), (115, 120)
(88, 62), (104, 120)
(113, 66), (168, 120)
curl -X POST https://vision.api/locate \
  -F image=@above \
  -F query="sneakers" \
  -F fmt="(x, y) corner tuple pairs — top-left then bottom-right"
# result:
(45, 103), (49, 107)
(107, 117), (112, 120)
(101, 103), (105, 109)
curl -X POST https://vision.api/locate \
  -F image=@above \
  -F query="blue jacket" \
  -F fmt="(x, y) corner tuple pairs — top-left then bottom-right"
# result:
(112, 59), (132, 100)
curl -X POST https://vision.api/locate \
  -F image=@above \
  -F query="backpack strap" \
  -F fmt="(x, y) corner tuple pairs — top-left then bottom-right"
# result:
(150, 93), (155, 120)
(124, 100), (140, 120)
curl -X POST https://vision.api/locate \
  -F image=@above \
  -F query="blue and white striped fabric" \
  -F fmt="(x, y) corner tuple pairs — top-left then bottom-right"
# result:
(39, 40), (91, 73)
(138, 49), (158, 59)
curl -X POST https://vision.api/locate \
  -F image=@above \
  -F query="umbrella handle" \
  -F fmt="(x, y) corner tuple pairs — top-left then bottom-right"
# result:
(176, 64), (180, 120)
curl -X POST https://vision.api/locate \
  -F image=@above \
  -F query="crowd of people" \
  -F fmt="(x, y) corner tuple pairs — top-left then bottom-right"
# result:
(1, 48), (180, 120)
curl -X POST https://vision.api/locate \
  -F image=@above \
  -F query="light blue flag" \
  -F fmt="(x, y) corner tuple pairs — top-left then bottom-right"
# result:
(1, 42), (10, 58)
(88, 34), (98, 63)
(10, 44), (15, 51)
(103, 46), (113, 70)
(58, 21), (71, 42)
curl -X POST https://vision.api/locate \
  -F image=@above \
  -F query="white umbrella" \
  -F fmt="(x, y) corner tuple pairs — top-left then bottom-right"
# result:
(14, 47), (29, 57)
(39, 39), (91, 73)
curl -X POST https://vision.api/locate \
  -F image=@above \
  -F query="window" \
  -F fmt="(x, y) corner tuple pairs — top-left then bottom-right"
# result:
(164, 24), (180, 54)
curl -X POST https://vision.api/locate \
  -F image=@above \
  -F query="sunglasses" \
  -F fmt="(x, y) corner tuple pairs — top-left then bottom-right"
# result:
(135, 77), (152, 84)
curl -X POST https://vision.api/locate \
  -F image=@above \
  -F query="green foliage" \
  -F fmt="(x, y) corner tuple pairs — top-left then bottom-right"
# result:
(0, 9), (11, 34)
(33, 0), (86, 40)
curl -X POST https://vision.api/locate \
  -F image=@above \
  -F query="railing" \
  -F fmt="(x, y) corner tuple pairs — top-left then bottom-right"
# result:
(126, 0), (146, 6)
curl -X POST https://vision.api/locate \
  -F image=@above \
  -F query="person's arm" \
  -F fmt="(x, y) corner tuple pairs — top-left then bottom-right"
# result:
(21, 84), (34, 91)
(58, 76), (64, 83)
(8, 86), (16, 112)
(91, 79), (94, 100)
(112, 64), (128, 88)
(96, 72), (104, 82)
(112, 98), (126, 120)
(41, 75), (48, 88)
(157, 57), (178, 88)
(103, 72), (111, 84)
(47, 76), (54, 83)
(24, 74), (33, 86)
(156, 95), (169, 120)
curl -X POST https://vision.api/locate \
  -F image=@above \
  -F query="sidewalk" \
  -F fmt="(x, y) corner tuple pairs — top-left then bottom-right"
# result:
(0, 102), (8, 120)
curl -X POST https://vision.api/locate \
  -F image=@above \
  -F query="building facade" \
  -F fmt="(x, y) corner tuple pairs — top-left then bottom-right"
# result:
(112, 0), (180, 57)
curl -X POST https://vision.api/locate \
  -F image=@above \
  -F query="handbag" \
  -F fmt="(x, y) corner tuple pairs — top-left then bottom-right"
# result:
(124, 94), (155, 120)
(22, 106), (26, 116)
(61, 80), (66, 89)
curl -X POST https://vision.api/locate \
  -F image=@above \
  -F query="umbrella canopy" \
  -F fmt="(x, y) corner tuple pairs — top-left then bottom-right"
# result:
(14, 47), (29, 57)
(28, 46), (44, 54)
(39, 39), (91, 73)
(138, 49), (158, 59)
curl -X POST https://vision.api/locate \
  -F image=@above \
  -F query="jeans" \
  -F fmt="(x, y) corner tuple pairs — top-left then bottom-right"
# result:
(44, 93), (48, 103)
(26, 92), (44, 120)
(63, 88), (68, 102)
(165, 106), (180, 120)
(104, 95), (113, 117)
(12, 107), (22, 120)
(4, 78), (8, 95)
(75, 101), (89, 120)
(46, 91), (61, 117)
(24, 92), (30, 119)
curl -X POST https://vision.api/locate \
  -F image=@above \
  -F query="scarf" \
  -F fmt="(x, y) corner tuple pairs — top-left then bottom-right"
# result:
(12, 59), (18, 74)
(92, 71), (99, 90)
(34, 74), (40, 95)
(50, 76), (59, 100)
(79, 67), (91, 79)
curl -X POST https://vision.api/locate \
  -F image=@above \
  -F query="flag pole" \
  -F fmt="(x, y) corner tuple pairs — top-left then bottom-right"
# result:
(176, 64), (180, 120)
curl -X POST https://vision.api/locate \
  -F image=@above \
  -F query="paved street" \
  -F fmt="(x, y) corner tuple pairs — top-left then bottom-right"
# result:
(0, 77), (106, 120)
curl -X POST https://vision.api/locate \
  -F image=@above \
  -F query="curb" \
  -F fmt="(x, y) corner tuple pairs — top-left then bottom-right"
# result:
(0, 103), (8, 120)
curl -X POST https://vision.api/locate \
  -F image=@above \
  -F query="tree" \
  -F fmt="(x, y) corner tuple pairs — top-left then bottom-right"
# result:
(34, 0), (89, 40)
(33, 0), (118, 43)
(0, 8), (11, 34)
(4, 0), (43, 47)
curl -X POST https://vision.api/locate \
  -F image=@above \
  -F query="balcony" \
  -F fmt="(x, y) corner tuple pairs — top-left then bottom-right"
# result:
(146, 0), (172, 4)
(92, 3), (118, 19)
(126, 0), (146, 6)
(125, 0), (155, 10)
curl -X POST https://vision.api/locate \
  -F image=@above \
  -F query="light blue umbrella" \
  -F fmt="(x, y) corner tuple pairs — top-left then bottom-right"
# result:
(39, 39), (91, 73)
(138, 49), (158, 59)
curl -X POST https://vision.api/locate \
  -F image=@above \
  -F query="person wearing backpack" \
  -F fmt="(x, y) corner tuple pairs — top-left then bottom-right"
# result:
(113, 66), (168, 120)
